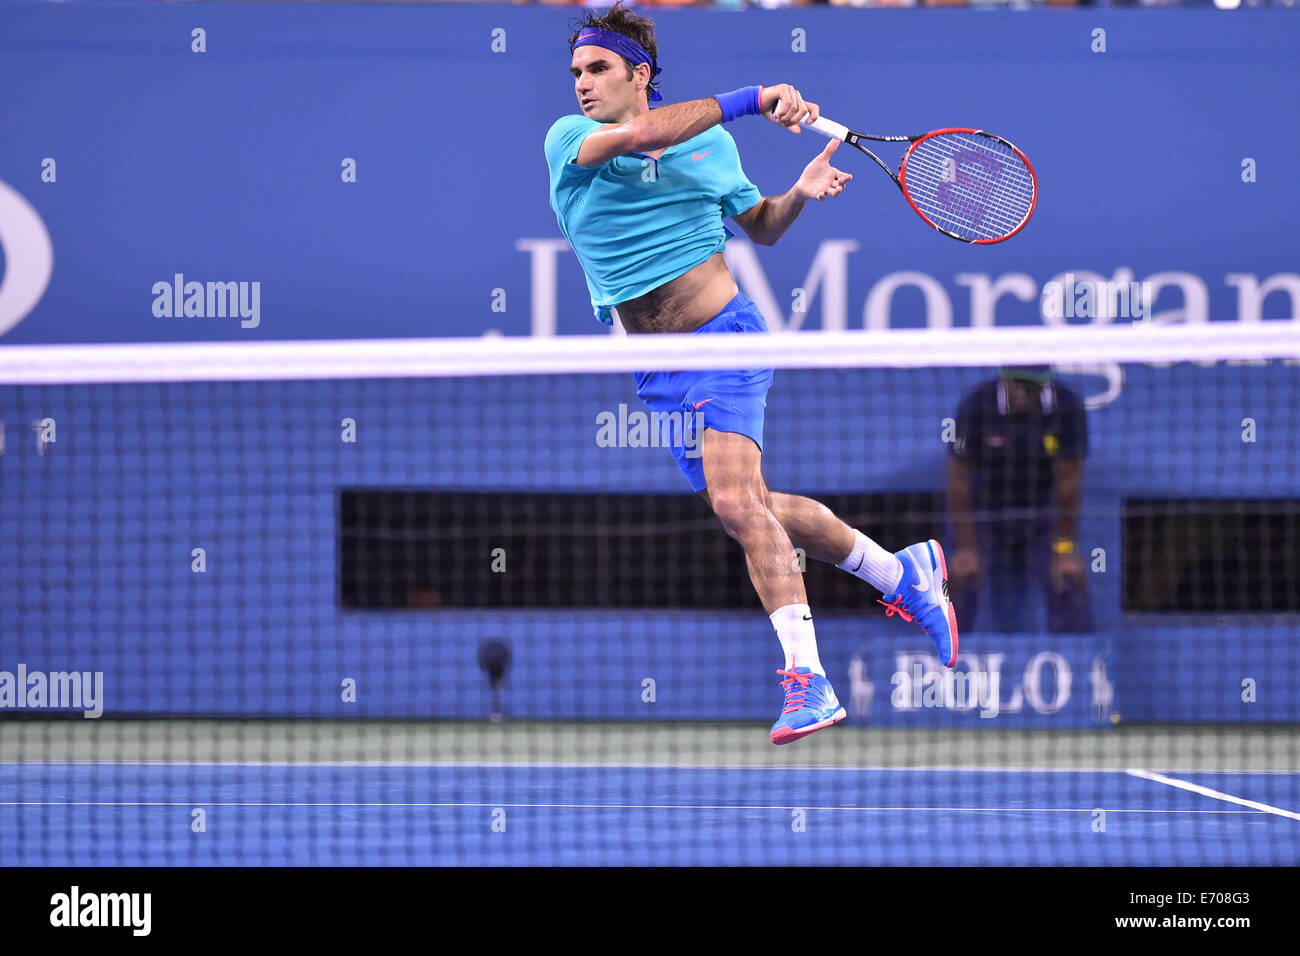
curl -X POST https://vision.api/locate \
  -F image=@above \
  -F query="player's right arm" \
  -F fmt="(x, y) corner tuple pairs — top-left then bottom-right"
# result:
(571, 84), (818, 168)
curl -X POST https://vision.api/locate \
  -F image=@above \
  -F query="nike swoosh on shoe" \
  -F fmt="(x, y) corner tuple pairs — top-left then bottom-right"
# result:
(908, 551), (929, 592)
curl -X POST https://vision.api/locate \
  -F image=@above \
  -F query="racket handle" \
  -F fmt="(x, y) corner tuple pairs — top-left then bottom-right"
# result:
(772, 98), (850, 142)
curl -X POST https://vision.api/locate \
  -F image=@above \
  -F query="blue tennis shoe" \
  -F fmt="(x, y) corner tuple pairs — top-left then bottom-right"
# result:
(879, 539), (959, 668)
(769, 664), (846, 745)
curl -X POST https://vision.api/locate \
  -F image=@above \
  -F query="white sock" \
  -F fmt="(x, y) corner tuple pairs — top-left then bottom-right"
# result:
(770, 603), (824, 675)
(835, 529), (904, 595)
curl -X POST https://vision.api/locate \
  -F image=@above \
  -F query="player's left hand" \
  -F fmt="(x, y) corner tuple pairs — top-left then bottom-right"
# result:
(1050, 550), (1085, 593)
(797, 139), (853, 201)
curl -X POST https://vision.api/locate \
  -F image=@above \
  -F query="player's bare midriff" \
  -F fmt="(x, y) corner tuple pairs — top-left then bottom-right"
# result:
(615, 252), (739, 334)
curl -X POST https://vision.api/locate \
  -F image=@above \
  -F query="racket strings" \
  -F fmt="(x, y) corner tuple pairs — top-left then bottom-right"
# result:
(906, 152), (1031, 235)
(902, 132), (1035, 241)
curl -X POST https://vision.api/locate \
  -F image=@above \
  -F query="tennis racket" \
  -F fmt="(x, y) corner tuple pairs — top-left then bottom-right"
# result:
(774, 100), (1038, 243)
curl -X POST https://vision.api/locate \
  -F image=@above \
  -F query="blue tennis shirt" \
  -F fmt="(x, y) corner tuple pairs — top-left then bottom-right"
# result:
(544, 114), (762, 324)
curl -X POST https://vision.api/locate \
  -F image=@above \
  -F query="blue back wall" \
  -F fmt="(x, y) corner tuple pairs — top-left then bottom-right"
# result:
(1, 6), (1298, 342)
(1, 4), (1297, 725)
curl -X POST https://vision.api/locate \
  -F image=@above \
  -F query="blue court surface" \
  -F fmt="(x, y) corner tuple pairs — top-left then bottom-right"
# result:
(3, 762), (1298, 866)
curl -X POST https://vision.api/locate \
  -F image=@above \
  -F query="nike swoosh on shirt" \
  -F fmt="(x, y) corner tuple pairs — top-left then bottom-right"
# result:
(692, 151), (714, 161)
(691, 398), (715, 409)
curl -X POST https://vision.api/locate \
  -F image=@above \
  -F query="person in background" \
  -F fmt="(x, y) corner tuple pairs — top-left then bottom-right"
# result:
(946, 366), (1094, 633)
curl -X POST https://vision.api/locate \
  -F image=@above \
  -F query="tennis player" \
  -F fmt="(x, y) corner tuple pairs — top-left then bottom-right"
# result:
(544, 3), (957, 744)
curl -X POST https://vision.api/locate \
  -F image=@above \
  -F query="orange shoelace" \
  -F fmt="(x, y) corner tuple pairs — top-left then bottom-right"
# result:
(878, 596), (915, 623)
(776, 667), (814, 714)
(879, 596), (935, 639)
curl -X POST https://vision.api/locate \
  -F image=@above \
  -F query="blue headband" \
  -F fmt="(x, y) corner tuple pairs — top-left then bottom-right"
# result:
(571, 28), (662, 102)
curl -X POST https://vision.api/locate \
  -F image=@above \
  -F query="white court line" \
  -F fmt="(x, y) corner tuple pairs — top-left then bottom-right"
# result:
(0, 801), (1263, 813)
(3, 760), (1298, 773)
(1127, 769), (1300, 821)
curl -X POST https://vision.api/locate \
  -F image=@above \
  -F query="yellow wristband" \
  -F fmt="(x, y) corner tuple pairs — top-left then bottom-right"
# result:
(1052, 538), (1076, 555)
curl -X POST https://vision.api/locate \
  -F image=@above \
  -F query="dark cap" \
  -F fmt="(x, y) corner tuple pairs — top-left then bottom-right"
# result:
(998, 364), (1053, 384)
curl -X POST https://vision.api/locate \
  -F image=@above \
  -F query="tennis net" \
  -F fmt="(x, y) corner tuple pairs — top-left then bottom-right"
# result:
(1, 322), (1298, 866)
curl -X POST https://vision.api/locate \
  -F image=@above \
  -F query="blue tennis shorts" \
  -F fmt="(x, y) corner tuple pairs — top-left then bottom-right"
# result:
(633, 290), (775, 493)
